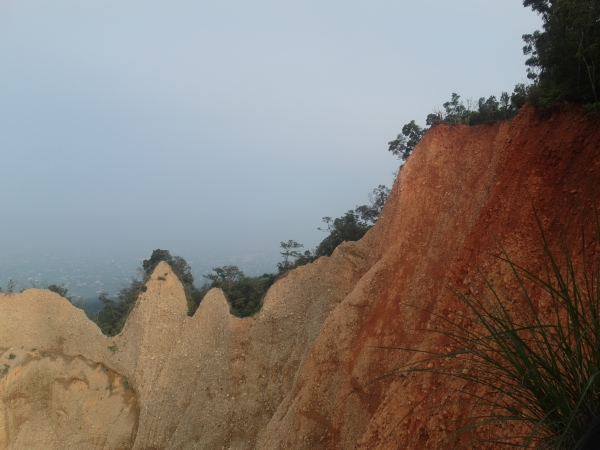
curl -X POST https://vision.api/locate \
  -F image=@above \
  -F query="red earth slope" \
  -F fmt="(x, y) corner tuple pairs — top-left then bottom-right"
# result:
(2, 104), (599, 450)
(260, 104), (600, 449)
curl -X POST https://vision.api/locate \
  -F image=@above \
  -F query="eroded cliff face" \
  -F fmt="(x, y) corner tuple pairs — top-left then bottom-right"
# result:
(1, 105), (599, 449)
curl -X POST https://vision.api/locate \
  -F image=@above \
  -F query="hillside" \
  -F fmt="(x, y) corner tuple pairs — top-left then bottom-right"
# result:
(1, 104), (599, 449)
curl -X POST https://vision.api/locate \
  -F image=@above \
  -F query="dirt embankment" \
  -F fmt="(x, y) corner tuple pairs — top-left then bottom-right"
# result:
(1, 104), (599, 449)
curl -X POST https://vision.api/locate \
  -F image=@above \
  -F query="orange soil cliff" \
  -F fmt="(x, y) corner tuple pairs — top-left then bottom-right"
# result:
(1, 104), (599, 449)
(263, 103), (600, 449)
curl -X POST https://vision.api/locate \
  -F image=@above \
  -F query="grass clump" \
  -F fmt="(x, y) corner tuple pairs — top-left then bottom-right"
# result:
(391, 203), (600, 449)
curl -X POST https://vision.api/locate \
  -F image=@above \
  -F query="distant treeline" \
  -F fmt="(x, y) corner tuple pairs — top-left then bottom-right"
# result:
(11, 180), (388, 337)
(73, 183), (391, 336)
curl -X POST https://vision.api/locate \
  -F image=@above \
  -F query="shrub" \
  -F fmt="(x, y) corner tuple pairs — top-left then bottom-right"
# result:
(201, 266), (276, 317)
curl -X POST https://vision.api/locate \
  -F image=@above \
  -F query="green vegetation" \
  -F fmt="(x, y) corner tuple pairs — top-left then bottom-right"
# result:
(390, 0), (600, 163)
(7, 353), (15, 360)
(141, 248), (203, 311)
(388, 120), (427, 162)
(196, 266), (277, 318)
(1, 279), (17, 295)
(94, 248), (202, 335)
(315, 184), (390, 258)
(90, 182), (391, 332)
(47, 283), (71, 299)
(428, 90), (526, 126)
(94, 249), (276, 330)
(277, 240), (309, 273)
(95, 279), (145, 336)
(389, 90), (527, 162)
(523, 0), (600, 109)
(314, 211), (370, 258)
(282, 184), (391, 269)
(46, 283), (83, 307)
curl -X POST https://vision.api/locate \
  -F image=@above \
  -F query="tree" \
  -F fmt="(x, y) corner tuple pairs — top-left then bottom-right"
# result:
(422, 91), (525, 128)
(388, 120), (427, 162)
(442, 93), (468, 123)
(95, 277), (145, 336)
(47, 283), (72, 300)
(426, 111), (444, 126)
(276, 240), (316, 274)
(5, 279), (16, 294)
(47, 283), (83, 307)
(477, 95), (500, 122)
(203, 265), (276, 317)
(95, 249), (201, 335)
(204, 265), (245, 298)
(142, 249), (198, 312)
(355, 185), (391, 225)
(523, 0), (600, 107)
(284, 184), (390, 269)
(315, 211), (371, 257)
(499, 91), (511, 119)
(142, 249), (194, 286)
(96, 292), (122, 336)
(511, 83), (530, 110)
(277, 240), (304, 273)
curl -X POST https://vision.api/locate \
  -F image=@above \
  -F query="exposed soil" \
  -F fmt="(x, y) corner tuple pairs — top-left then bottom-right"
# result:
(2, 104), (599, 449)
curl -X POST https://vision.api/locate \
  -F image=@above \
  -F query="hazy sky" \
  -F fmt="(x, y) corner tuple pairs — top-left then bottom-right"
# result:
(1, 1), (542, 271)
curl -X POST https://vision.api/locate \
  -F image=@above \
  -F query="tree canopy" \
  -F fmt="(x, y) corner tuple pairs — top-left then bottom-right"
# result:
(95, 249), (203, 336)
(354, 185), (390, 225)
(280, 184), (391, 268)
(315, 211), (371, 257)
(195, 185), (392, 316)
(389, 88), (528, 163)
(143, 249), (195, 287)
(388, 121), (427, 162)
(201, 266), (276, 318)
(523, 0), (600, 108)
(277, 240), (306, 273)
(46, 283), (83, 308)
(96, 279), (145, 336)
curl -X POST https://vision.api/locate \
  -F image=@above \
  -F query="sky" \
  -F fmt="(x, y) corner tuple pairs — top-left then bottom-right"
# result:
(0, 1), (542, 293)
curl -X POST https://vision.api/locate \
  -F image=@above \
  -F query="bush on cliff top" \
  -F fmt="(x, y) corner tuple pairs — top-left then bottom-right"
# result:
(92, 181), (391, 334)
(391, 1), (600, 165)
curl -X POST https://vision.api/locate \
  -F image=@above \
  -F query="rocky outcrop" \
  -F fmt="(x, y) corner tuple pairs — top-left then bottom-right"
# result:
(0, 241), (370, 449)
(1, 104), (599, 449)
(0, 291), (138, 449)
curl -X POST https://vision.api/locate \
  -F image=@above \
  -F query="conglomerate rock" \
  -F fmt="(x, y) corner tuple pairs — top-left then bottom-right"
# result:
(1, 105), (599, 449)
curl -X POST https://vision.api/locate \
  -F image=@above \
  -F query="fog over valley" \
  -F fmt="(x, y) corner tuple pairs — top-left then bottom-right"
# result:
(0, 248), (278, 301)
(0, 0), (541, 305)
